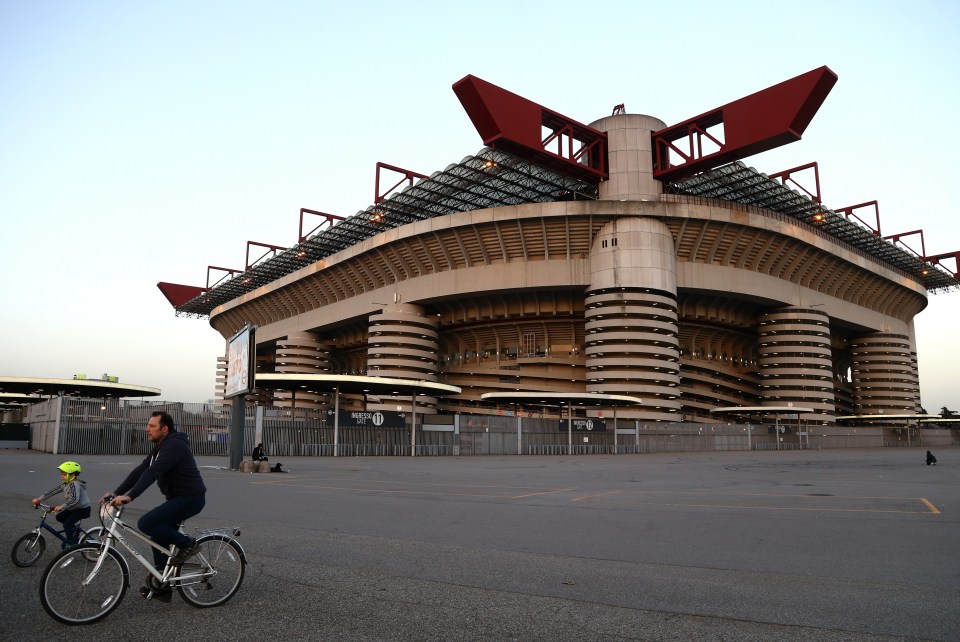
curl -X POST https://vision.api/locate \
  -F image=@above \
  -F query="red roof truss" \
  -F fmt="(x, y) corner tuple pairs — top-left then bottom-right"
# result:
(453, 75), (607, 183)
(652, 66), (838, 182)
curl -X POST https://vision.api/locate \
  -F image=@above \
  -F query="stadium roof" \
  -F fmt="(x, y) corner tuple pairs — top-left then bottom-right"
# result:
(170, 147), (597, 318)
(667, 162), (957, 291)
(164, 69), (958, 318)
(170, 150), (956, 319)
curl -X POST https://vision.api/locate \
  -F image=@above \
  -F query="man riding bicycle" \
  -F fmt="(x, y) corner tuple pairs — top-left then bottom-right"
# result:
(103, 411), (206, 572)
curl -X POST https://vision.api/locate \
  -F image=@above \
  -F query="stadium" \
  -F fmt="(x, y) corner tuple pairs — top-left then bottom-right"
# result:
(159, 66), (958, 431)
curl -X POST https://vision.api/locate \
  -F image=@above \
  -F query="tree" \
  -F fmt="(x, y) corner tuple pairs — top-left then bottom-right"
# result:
(940, 407), (957, 419)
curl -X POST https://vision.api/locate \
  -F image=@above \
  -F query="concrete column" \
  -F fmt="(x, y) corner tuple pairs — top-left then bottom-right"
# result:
(585, 217), (681, 421)
(757, 307), (835, 424)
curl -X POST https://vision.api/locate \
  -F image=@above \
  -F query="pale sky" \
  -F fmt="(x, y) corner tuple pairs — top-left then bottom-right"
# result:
(2, 1), (958, 411)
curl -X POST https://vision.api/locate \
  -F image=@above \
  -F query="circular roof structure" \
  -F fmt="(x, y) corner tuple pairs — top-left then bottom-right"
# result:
(711, 406), (816, 414)
(0, 392), (37, 403)
(481, 392), (643, 408)
(0, 377), (161, 400)
(255, 373), (461, 398)
(835, 414), (941, 420)
(0, 392), (37, 410)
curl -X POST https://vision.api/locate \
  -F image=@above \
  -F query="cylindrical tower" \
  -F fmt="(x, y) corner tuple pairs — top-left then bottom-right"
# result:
(589, 113), (667, 202)
(585, 217), (681, 421)
(275, 332), (334, 410)
(848, 332), (919, 415)
(909, 350), (921, 413)
(757, 307), (835, 422)
(367, 303), (440, 414)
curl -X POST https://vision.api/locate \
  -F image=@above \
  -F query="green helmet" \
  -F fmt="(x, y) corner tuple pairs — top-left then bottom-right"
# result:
(57, 461), (82, 475)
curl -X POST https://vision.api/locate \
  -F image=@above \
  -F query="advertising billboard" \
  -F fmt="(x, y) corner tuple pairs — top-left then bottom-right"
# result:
(225, 325), (255, 398)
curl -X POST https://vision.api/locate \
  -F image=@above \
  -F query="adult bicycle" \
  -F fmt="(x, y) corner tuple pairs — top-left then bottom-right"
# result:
(10, 503), (104, 567)
(39, 497), (246, 625)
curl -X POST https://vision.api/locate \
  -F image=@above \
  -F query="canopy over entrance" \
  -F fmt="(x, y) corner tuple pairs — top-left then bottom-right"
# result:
(835, 414), (940, 421)
(481, 392), (643, 408)
(255, 374), (462, 457)
(0, 376), (161, 401)
(255, 373), (461, 398)
(711, 406), (816, 415)
(481, 392), (644, 455)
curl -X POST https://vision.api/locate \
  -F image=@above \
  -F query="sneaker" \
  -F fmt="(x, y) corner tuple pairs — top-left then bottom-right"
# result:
(140, 574), (172, 602)
(170, 540), (202, 566)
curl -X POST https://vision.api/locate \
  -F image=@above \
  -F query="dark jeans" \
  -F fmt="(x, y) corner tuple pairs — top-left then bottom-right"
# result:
(138, 495), (205, 569)
(56, 506), (91, 544)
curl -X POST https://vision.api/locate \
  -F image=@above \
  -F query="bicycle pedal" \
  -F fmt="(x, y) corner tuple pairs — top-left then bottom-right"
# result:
(139, 586), (172, 603)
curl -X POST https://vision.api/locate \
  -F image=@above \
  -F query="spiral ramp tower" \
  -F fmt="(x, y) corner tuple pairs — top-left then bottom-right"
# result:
(274, 332), (335, 410)
(757, 307), (835, 423)
(366, 303), (440, 414)
(848, 333), (921, 415)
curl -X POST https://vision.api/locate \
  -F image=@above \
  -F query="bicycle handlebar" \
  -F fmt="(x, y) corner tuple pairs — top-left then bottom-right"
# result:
(99, 497), (123, 523)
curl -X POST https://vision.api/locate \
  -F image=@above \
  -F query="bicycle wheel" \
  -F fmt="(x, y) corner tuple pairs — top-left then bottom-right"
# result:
(11, 532), (46, 567)
(177, 534), (246, 608)
(80, 527), (105, 562)
(40, 545), (128, 625)
(82, 526), (105, 544)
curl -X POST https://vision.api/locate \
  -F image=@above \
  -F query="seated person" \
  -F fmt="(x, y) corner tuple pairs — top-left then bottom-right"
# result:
(252, 443), (268, 462)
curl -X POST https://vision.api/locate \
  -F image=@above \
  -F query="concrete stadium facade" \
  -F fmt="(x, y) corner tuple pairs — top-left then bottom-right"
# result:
(202, 111), (931, 426)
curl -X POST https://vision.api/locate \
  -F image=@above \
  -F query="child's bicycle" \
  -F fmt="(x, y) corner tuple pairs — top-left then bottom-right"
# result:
(39, 496), (246, 625)
(10, 503), (104, 567)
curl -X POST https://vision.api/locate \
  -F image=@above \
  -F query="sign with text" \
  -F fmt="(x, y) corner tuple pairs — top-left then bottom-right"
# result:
(559, 419), (607, 432)
(337, 411), (405, 428)
(225, 325), (255, 398)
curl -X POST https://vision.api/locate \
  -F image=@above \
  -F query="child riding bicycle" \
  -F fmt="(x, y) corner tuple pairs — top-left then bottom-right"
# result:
(33, 461), (91, 548)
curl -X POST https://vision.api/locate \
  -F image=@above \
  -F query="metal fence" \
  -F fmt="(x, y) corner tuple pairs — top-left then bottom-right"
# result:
(452, 417), (781, 455)
(21, 398), (960, 458)
(57, 399), (238, 456)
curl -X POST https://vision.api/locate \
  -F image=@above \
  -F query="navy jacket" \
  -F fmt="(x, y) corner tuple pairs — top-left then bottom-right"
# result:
(115, 431), (207, 500)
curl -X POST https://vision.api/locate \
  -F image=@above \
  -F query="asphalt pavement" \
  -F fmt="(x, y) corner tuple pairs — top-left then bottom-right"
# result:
(2, 448), (958, 641)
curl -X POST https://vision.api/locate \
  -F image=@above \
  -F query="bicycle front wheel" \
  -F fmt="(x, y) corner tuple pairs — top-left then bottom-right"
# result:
(177, 534), (246, 608)
(11, 532), (46, 567)
(40, 545), (128, 625)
